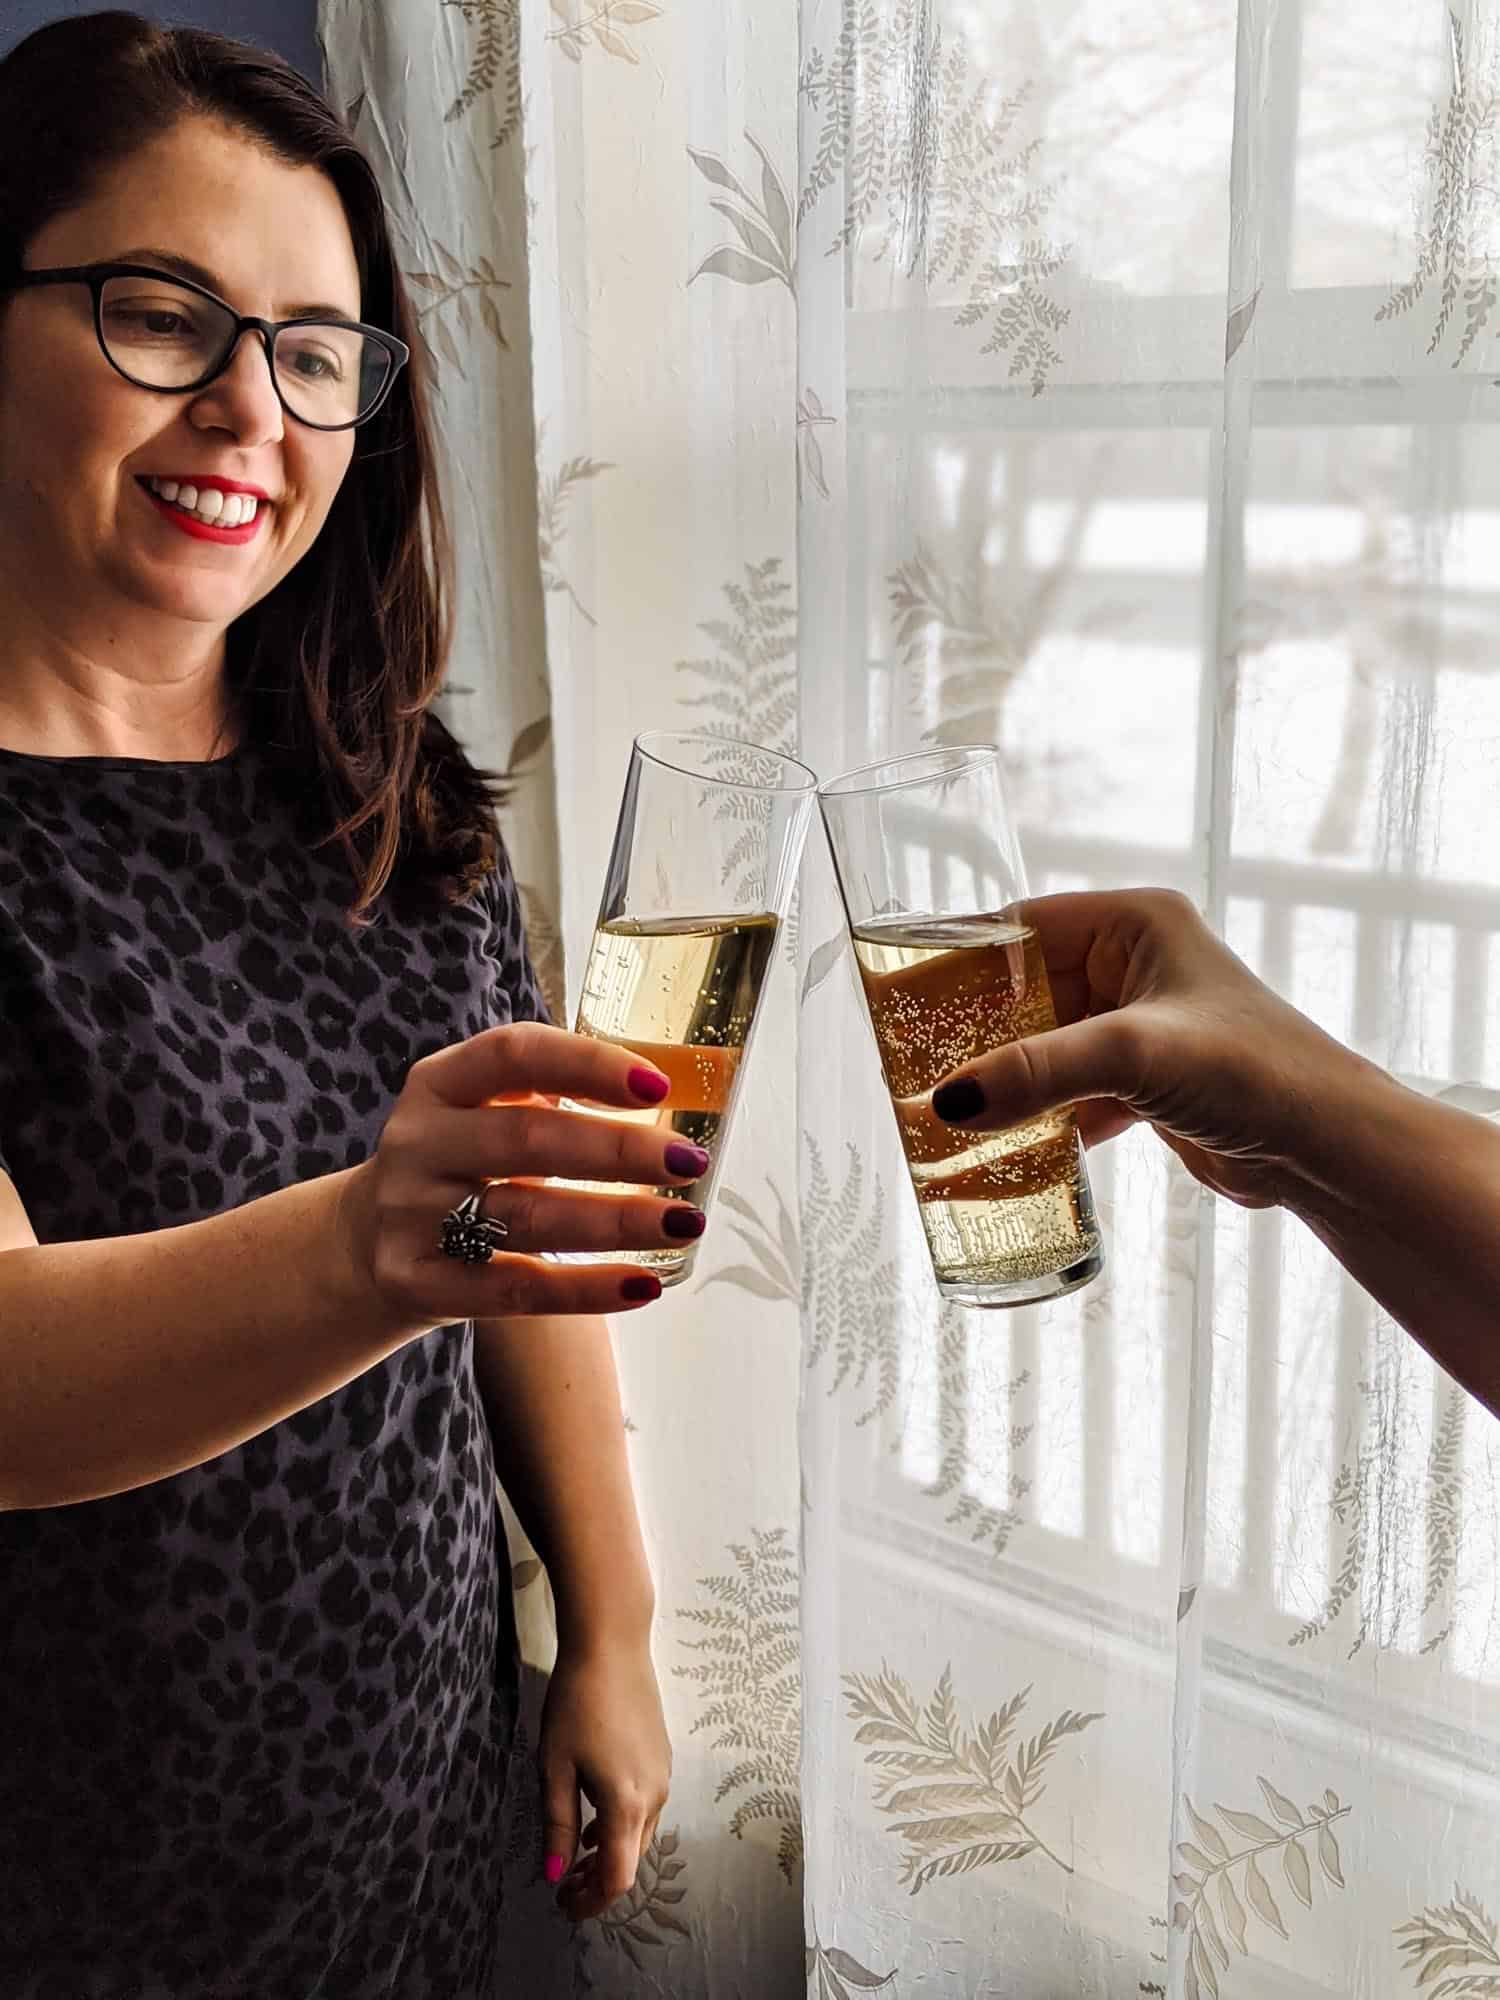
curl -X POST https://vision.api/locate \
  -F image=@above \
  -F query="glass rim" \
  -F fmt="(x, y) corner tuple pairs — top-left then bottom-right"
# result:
(816, 742), (1002, 802)
(633, 729), (818, 796)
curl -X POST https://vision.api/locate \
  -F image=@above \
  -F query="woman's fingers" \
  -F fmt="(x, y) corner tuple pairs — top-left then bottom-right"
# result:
(425, 1101), (709, 1191)
(542, 1756), (581, 1890)
(414, 1020), (672, 1114)
(472, 1183), (705, 1254)
(427, 1252), (666, 1318)
(558, 1801), (648, 1920)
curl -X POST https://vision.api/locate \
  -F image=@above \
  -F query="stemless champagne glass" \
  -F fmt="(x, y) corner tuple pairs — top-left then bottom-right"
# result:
(817, 744), (1104, 1309)
(566, 730), (817, 1285)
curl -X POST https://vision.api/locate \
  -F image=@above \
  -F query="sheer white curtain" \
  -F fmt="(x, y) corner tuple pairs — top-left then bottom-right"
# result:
(321, 0), (1500, 1991)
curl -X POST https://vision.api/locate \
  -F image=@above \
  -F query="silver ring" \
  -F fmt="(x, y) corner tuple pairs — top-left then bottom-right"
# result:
(439, 1190), (510, 1264)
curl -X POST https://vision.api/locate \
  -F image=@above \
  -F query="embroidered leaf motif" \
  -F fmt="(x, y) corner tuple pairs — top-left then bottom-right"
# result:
(1396, 1887), (1500, 1995)
(799, 2), (1070, 391)
(443, 0), (522, 148)
(590, 1827), (691, 1969)
(807, 1940), (897, 1996)
(845, 1664), (1100, 1892)
(797, 386), (837, 501)
(548, 0), (662, 66)
(675, 1530), (801, 1881)
(1172, 1784), (1350, 1978)
(688, 136), (797, 294)
(1224, 287), (1260, 362)
(407, 238), (511, 381)
(670, 559), (798, 912)
(887, 514), (1118, 748)
(801, 926), (848, 1002)
(1290, 1351), (1467, 1658)
(536, 453), (613, 625)
(1377, 13), (1500, 366)
(708, 1138), (1034, 1551)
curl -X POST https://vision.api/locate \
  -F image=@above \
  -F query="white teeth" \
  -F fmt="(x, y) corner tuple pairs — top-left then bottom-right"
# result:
(147, 477), (261, 528)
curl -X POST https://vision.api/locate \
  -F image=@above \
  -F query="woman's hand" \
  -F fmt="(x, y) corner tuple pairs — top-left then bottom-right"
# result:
(929, 887), (1388, 1211)
(539, 1636), (672, 1921)
(333, 1021), (709, 1335)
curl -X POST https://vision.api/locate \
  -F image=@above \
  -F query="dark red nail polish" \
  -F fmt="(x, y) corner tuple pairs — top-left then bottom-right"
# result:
(664, 1141), (710, 1177)
(621, 1274), (662, 1303)
(663, 1205), (707, 1241)
(628, 1066), (670, 1104)
(933, 1076), (986, 1123)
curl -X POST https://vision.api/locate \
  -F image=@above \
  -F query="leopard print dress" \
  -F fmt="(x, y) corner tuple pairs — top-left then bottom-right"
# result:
(0, 739), (544, 1998)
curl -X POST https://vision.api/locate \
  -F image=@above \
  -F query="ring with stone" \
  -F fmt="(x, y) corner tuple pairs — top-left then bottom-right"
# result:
(439, 1190), (510, 1264)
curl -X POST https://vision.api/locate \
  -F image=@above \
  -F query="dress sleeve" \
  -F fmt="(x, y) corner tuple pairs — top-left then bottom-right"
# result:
(483, 835), (552, 1028)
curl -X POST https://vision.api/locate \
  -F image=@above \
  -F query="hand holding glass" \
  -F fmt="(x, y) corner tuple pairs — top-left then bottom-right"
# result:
(565, 731), (815, 1285)
(817, 746), (1104, 1309)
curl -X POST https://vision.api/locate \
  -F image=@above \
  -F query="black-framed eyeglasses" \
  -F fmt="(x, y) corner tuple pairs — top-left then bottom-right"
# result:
(4, 262), (409, 431)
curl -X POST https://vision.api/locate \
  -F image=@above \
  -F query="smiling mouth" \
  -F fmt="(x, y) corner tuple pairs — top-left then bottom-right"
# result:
(140, 472), (268, 528)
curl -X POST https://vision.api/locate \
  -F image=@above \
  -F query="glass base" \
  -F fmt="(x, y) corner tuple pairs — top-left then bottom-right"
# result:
(937, 1246), (1105, 1311)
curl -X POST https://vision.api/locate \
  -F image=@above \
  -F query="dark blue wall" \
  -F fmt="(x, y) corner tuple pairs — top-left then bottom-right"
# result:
(1, 2), (321, 83)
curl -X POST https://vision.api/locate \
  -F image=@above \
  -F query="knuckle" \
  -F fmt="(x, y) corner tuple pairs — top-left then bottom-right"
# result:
(378, 1102), (422, 1159)
(501, 1185), (540, 1242)
(1010, 1033), (1047, 1099)
(614, 1200), (642, 1251)
(507, 1106), (544, 1163)
(1102, 1007), (1151, 1084)
(1149, 886), (1197, 924)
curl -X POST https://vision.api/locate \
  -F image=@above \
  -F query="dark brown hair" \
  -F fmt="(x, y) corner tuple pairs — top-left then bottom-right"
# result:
(0, 9), (510, 926)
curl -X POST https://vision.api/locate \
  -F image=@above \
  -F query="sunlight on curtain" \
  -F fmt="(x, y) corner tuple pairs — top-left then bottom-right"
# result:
(320, 0), (1500, 1991)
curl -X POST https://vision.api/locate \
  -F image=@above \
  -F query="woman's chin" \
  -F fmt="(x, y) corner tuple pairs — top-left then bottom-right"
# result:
(114, 559), (270, 630)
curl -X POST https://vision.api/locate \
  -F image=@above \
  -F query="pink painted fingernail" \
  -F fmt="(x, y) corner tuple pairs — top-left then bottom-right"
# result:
(545, 1854), (566, 1886)
(664, 1141), (710, 1178)
(628, 1066), (670, 1104)
(621, 1274), (662, 1304)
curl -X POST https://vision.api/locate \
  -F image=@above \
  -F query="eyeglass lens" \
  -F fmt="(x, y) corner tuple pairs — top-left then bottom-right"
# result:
(98, 273), (392, 426)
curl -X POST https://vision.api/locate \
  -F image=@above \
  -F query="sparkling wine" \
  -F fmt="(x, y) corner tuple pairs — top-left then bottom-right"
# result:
(570, 912), (779, 1278)
(851, 914), (1102, 1296)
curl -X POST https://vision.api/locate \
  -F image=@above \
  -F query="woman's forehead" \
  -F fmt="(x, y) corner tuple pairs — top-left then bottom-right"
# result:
(35, 118), (363, 316)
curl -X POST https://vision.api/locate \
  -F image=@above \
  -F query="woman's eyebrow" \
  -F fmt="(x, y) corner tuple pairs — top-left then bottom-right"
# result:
(110, 244), (355, 320)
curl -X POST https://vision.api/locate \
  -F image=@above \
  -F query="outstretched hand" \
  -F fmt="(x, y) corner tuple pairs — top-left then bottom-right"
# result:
(929, 888), (1375, 1212)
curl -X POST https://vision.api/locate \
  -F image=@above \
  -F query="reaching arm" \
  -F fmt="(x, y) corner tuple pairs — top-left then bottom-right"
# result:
(928, 889), (1500, 1420)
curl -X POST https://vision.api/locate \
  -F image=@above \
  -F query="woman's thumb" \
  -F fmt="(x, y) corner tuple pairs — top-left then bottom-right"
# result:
(932, 1012), (1142, 1131)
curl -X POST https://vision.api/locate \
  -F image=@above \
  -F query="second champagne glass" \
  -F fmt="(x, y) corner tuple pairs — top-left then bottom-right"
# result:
(817, 744), (1104, 1309)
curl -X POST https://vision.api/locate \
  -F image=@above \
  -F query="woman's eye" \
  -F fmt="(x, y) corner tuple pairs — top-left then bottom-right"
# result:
(290, 347), (343, 381)
(105, 303), (198, 339)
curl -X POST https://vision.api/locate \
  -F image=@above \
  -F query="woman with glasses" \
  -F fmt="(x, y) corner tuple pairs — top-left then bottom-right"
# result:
(0, 13), (676, 1996)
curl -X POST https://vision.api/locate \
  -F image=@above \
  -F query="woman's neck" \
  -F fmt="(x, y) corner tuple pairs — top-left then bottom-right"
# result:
(0, 597), (237, 762)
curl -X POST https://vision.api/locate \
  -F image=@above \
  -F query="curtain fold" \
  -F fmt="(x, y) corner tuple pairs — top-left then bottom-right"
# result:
(321, 2), (1500, 1992)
